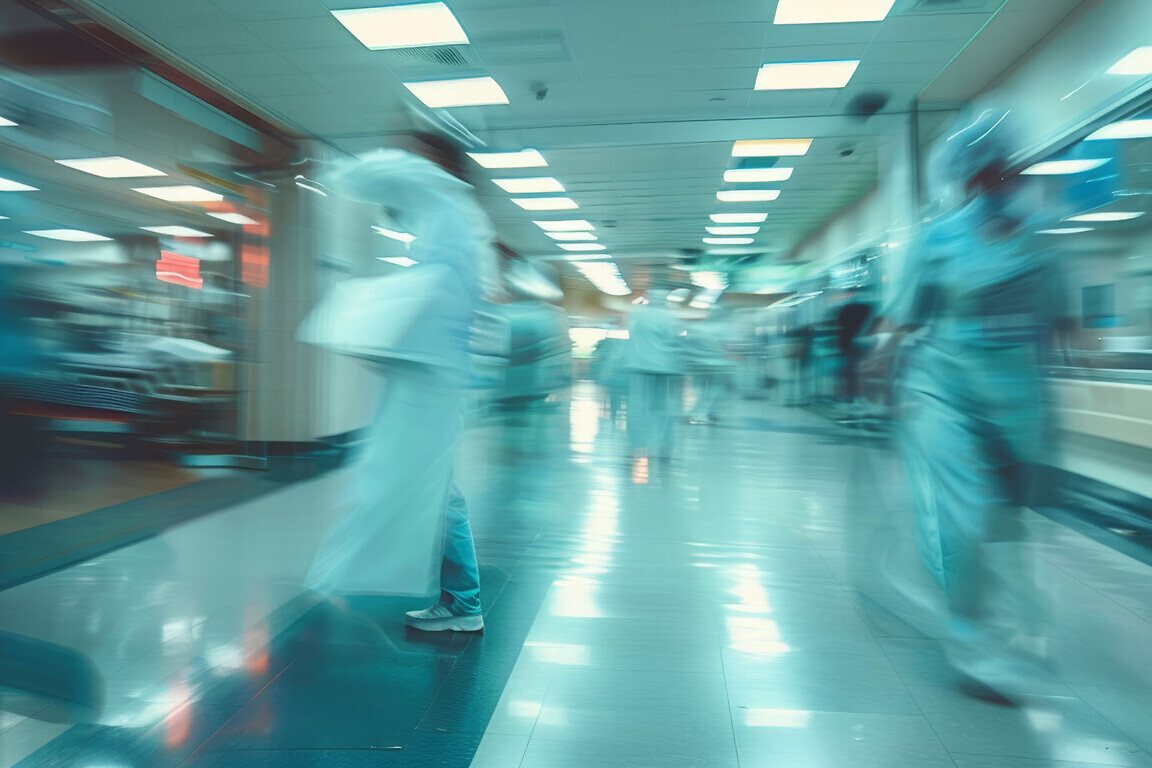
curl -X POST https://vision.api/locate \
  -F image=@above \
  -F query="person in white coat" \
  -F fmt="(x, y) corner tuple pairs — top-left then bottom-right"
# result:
(623, 291), (685, 460)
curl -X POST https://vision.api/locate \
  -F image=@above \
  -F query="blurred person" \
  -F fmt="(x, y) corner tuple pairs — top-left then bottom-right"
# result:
(885, 107), (1067, 703)
(623, 291), (685, 460)
(301, 133), (494, 632)
(834, 288), (877, 422)
(684, 317), (735, 424)
(788, 324), (815, 405)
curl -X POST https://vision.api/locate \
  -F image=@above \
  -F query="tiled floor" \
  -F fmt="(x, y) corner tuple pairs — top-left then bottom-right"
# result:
(2, 382), (1152, 767)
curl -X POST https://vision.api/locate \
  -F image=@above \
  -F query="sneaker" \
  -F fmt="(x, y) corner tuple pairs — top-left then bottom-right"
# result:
(404, 603), (484, 632)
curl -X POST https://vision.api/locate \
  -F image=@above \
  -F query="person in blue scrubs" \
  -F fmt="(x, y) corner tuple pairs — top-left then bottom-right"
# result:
(887, 108), (1066, 702)
(623, 291), (685, 460)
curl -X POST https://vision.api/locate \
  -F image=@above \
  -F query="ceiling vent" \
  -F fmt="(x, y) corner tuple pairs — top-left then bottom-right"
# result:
(893, 0), (1002, 14)
(375, 45), (485, 79)
(473, 30), (571, 64)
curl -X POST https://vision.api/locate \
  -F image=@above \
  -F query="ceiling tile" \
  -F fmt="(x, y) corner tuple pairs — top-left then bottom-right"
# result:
(243, 16), (356, 50)
(211, 0), (329, 22)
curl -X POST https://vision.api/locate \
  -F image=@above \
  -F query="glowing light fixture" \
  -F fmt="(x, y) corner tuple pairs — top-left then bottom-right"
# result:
(468, 149), (546, 168)
(534, 219), (593, 232)
(404, 76), (508, 108)
(710, 213), (768, 224)
(512, 196), (577, 211)
(724, 168), (793, 183)
(133, 185), (224, 202)
(718, 189), (780, 202)
(774, 0), (895, 24)
(558, 243), (606, 252)
(546, 231), (597, 241)
(1108, 47), (1152, 76)
(576, 261), (630, 296)
(1066, 211), (1143, 222)
(0, 116), (17, 127)
(1038, 227), (1093, 234)
(25, 229), (111, 242)
(493, 177), (565, 194)
(56, 156), (166, 178)
(331, 3), (468, 50)
(0, 177), (38, 192)
(707, 226), (759, 235)
(1087, 119), (1152, 140)
(207, 212), (259, 225)
(379, 255), (418, 267)
(141, 226), (213, 238)
(755, 60), (859, 90)
(373, 225), (417, 243)
(704, 237), (754, 245)
(1021, 159), (1108, 175)
(733, 139), (812, 157)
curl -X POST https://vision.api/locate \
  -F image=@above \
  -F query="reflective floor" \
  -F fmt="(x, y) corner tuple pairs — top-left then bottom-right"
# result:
(3, 382), (1152, 767)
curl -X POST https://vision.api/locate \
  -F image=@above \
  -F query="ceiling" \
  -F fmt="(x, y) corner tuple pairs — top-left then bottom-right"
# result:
(71, 0), (1087, 287)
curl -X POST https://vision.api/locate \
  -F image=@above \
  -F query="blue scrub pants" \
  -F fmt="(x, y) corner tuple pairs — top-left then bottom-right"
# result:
(440, 482), (482, 616)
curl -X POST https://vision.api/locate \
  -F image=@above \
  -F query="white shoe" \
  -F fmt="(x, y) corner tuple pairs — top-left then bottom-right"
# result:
(404, 603), (484, 632)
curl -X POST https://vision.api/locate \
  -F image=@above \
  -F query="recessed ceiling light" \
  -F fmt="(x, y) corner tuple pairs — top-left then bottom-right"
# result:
(1021, 159), (1109, 175)
(558, 243), (606, 251)
(0, 177), (38, 192)
(1086, 119), (1152, 140)
(724, 168), (794, 183)
(703, 237), (754, 245)
(133, 185), (224, 202)
(379, 256), (419, 267)
(467, 149), (547, 168)
(1038, 227), (1093, 234)
(717, 190), (780, 202)
(207, 212), (259, 225)
(404, 76), (508, 108)
(373, 225), (417, 243)
(25, 229), (112, 242)
(331, 3), (468, 50)
(534, 219), (594, 232)
(710, 213), (768, 224)
(0, 117), (17, 127)
(0, 215), (8, 220)
(546, 231), (597, 241)
(576, 261), (630, 296)
(774, 0), (895, 24)
(56, 156), (166, 178)
(732, 139), (812, 157)
(755, 60), (859, 90)
(141, 226), (213, 238)
(1108, 46), (1152, 76)
(706, 226), (760, 235)
(493, 177), (565, 194)
(512, 196), (577, 211)
(1066, 211), (1144, 222)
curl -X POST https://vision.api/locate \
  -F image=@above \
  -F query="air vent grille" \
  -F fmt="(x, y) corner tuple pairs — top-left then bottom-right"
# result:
(375, 45), (484, 79)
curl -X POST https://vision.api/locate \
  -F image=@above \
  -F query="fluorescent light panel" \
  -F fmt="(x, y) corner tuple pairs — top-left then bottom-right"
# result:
(1038, 227), (1093, 234)
(706, 226), (759, 235)
(558, 243), (606, 252)
(133, 185), (224, 202)
(373, 225), (417, 243)
(546, 231), (597, 241)
(1087, 119), (1152, 140)
(0, 116), (18, 127)
(25, 229), (111, 242)
(733, 139), (812, 157)
(717, 189), (780, 202)
(755, 60), (859, 90)
(468, 149), (546, 168)
(0, 177), (38, 192)
(710, 213), (768, 224)
(724, 167), (793, 183)
(56, 156), (166, 178)
(774, 0), (895, 24)
(1066, 211), (1144, 222)
(1108, 46), (1152, 76)
(534, 219), (594, 232)
(141, 226), (213, 238)
(207, 212), (259, 225)
(512, 196), (577, 211)
(703, 237), (754, 245)
(493, 177), (565, 194)
(379, 256), (418, 267)
(1021, 159), (1108, 175)
(331, 3), (468, 50)
(404, 76), (508, 108)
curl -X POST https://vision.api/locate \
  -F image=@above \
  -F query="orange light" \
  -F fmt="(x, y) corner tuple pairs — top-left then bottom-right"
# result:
(156, 251), (203, 289)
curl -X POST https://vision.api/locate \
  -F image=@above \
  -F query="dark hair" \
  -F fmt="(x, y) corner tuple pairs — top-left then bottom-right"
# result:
(403, 131), (469, 181)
